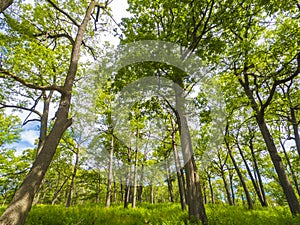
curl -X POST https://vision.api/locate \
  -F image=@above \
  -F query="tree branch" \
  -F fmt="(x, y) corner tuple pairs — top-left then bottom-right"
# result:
(0, 68), (65, 93)
(46, 0), (80, 27)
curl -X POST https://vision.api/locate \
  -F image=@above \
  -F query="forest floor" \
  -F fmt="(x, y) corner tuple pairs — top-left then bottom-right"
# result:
(1, 203), (300, 225)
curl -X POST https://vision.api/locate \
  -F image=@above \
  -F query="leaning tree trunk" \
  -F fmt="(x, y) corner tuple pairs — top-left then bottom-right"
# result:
(228, 146), (253, 209)
(174, 80), (208, 225)
(225, 126), (253, 209)
(280, 139), (300, 197)
(0, 3), (97, 225)
(256, 113), (300, 215)
(249, 136), (268, 207)
(237, 142), (267, 207)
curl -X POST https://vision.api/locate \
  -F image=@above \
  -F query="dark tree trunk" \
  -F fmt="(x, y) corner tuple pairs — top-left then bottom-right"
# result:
(51, 175), (69, 205)
(170, 118), (186, 210)
(0, 3), (97, 224)
(132, 126), (139, 208)
(228, 146), (253, 209)
(124, 147), (132, 209)
(138, 163), (144, 203)
(174, 81), (208, 225)
(237, 142), (267, 207)
(290, 108), (300, 157)
(280, 139), (300, 197)
(249, 136), (268, 207)
(106, 135), (114, 207)
(256, 113), (300, 215)
(238, 71), (300, 215)
(0, 0), (13, 12)
(207, 173), (215, 204)
(66, 147), (80, 207)
(221, 167), (232, 205)
(225, 126), (253, 209)
(227, 166), (235, 205)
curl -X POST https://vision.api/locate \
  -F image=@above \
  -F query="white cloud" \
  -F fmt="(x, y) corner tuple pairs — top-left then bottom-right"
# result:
(20, 130), (39, 147)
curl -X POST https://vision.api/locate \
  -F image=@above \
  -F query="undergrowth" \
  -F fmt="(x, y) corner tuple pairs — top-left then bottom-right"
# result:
(1, 203), (300, 224)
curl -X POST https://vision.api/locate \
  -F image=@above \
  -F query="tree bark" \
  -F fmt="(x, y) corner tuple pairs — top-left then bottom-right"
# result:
(207, 172), (215, 204)
(124, 147), (132, 209)
(236, 142), (267, 207)
(174, 80), (208, 225)
(227, 165), (235, 205)
(227, 145), (253, 209)
(170, 118), (186, 210)
(36, 91), (53, 156)
(0, 0), (13, 12)
(248, 136), (268, 207)
(106, 135), (114, 207)
(290, 108), (300, 157)
(0, 2), (96, 224)
(256, 113), (300, 215)
(66, 146), (80, 207)
(220, 166), (232, 205)
(238, 71), (300, 215)
(280, 139), (300, 197)
(132, 126), (139, 208)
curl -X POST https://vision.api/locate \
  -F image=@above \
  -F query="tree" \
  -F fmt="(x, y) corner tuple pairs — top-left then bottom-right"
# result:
(221, 0), (300, 215)
(0, 1), (109, 224)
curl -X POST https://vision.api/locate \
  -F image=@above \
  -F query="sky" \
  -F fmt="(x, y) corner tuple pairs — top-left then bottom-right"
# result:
(6, 0), (131, 153)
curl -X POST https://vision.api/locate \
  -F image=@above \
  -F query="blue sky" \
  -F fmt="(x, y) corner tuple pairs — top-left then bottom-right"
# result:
(8, 121), (40, 153)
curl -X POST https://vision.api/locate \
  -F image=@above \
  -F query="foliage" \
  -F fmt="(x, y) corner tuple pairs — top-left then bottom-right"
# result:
(0, 203), (300, 225)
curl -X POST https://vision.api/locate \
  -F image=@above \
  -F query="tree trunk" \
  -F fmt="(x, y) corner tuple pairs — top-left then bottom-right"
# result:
(137, 163), (144, 203)
(132, 126), (139, 208)
(166, 166), (174, 202)
(237, 142), (267, 207)
(227, 166), (235, 205)
(113, 179), (117, 203)
(290, 108), (300, 157)
(225, 126), (253, 209)
(221, 167), (232, 205)
(227, 146), (253, 209)
(207, 173), (215, 204)
(66, 147), (80, 207)
(280, 139), (300, 197)
(170, 118), (186, 210)
(106, 135), (114, 207)
(174, 81), (208, 225)
(256, 113), (300, 215)
(150, 185), (154, 204)
(0, 3), (96, 224)
(36, 91), (53, 157)
(249, 136), (268, 207)
(124, 147), (132, 209)
(0, 0), (13, 12)
(51, 174), (69, 205)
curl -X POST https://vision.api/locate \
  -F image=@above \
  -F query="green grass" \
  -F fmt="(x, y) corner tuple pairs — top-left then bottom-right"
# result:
(1, 203), (300, 225)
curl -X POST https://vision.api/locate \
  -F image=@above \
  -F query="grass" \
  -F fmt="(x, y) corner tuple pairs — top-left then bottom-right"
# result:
(1, 203), (300, 224)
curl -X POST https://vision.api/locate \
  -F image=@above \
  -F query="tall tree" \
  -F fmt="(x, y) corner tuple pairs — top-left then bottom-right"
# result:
(221, 0), (300, 215)
(0, 1), (108, 224)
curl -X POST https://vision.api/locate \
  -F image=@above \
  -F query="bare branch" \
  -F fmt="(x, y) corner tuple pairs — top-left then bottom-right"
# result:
(46, 0), (80, 27)
(0, 103), (42, 118)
